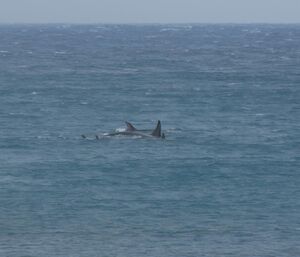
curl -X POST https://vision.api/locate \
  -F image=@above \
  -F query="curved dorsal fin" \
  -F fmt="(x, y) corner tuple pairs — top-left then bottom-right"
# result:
(151, 120), (161, 137)
(125, 121), (137, 131)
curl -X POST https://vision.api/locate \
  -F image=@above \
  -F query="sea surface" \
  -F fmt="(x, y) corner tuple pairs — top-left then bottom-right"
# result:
(0, 24), (299, 257)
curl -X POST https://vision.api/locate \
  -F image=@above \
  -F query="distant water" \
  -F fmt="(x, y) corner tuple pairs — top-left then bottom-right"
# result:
(0, 24), (300, 257)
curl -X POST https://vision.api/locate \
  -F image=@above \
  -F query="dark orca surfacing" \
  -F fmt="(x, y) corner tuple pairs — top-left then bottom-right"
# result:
(81, 120), (165, 139)
(107, 120), (165, 139)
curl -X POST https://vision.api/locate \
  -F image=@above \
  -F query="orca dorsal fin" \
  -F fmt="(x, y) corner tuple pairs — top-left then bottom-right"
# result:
(125, 121), (137, 131)
(151, 120), (161, 137)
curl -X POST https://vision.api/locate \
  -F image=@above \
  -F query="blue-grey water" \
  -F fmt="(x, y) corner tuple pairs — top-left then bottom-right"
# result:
(0, 24), (300, 257)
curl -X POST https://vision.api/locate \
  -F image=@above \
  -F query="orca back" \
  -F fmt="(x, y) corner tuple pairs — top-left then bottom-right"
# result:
(125, 121), (137, 131)
(151, 120), (161, 137)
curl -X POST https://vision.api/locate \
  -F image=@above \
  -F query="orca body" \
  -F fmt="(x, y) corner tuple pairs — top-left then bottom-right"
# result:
(106, 120), (165, 139)
(81, 120), (165, 140)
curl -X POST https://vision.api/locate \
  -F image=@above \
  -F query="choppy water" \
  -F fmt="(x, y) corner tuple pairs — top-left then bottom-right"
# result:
(0, 24), (300, 257)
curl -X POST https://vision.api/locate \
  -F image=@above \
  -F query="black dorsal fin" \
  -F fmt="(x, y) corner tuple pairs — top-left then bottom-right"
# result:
(151, 120), (161, 137)
(125, 121), (137, 131)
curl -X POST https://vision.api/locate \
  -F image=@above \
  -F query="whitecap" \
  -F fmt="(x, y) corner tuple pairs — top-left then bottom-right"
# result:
(160, 28), (179, 32)
(122, 68), (138, 74)
(115, 127), (126, 132)
(9, 112), (26, 116)
(250, 29), (261, 34)
(280, 56), (291, 60)
(54, 51), (66, 55)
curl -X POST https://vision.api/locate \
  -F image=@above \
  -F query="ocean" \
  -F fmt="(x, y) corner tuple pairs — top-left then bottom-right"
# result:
(0, 24), (299, 257)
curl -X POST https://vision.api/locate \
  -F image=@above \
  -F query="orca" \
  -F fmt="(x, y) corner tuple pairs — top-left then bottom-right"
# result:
(125, 121), (137, 131)
(82, 120), (165, 139)
(106, 120), (165, 139)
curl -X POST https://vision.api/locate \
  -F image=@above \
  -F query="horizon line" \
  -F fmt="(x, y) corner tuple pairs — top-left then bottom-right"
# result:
(1, 21), (300, 25)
